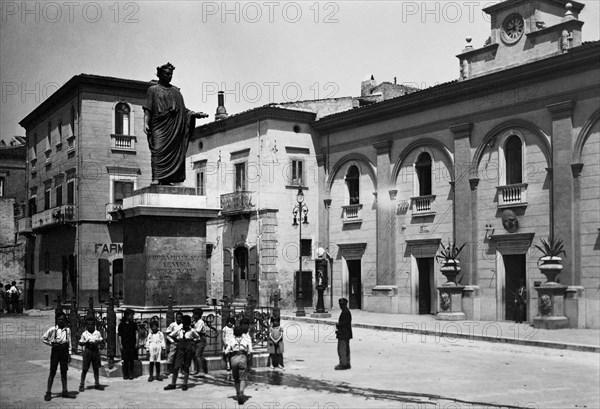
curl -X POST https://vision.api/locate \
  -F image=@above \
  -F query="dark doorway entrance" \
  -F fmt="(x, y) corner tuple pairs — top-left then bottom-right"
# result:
(347, 260), (361, 309)
(417, 258), (434, 314)
(234, 247), (248, 299)
(112, 259), (123, 300)
(295, 270), (313, 308)
(504, 254), (526, 321)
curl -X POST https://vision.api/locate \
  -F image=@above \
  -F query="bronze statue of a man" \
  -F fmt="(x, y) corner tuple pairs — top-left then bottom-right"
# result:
(143, 63), (208, 185)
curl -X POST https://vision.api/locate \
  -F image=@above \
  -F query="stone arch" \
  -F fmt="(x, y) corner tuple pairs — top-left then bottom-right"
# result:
(326, 153), (377, 195)
(573, 108), (600, 164)
(392, 138), (454, 184)
(472, 119), (551, 177)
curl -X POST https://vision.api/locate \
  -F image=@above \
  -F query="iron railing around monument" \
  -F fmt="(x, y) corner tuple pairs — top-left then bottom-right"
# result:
(62, 294), (278, 367)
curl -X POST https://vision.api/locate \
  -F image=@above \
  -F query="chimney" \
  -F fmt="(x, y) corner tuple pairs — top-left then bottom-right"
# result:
(215, 91), (228, 120)
(361, 75), (377, 97)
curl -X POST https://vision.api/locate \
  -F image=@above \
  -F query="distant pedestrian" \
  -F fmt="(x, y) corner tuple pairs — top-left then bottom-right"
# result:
(335, 298), (352, 370)
(515, 280), (527, 324)
(78, 317), (105, 392)
(192, 308), (209, 377)
(165, 312), (183, 376)
(42, 312), (72, 401)
(118, 308), (138, 380)
(4, 284), (12, 313)
(145, 320), (166, 382)
(224, 325), (253, 404)
(9, 281), (21, 313)
(239, 317), (253, 370)
(0, 283), (4, 314)
(267, 317), (284, 369)
(164, 315), (198, 391)
(222, 316), (235, 371)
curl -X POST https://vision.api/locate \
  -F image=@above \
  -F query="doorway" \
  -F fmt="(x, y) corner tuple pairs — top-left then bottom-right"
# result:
(347, 260), (362, 309)
(417, 257), (435, 315)
(503, 254), (526, 321)
(112, 259), (123, 300)
(234, 247), (248, 299)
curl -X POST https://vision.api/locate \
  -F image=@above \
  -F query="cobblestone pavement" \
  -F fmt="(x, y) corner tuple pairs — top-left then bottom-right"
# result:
(1, 311), (598, 409)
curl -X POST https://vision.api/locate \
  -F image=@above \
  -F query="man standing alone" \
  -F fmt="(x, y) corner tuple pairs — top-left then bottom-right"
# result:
(335, 298), (352, 370)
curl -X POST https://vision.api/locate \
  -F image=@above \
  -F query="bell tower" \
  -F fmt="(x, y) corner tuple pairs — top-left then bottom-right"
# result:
(457, 0), (585, 80)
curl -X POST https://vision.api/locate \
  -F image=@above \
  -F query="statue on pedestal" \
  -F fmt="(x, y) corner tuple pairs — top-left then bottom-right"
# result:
(143, 63), (208, 185)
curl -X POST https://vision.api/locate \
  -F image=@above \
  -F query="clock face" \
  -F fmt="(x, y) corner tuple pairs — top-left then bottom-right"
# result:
(501, 13), (525, 44)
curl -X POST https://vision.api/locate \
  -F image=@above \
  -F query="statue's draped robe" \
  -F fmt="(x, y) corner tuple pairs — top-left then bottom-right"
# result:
(143, 84), (195, 184)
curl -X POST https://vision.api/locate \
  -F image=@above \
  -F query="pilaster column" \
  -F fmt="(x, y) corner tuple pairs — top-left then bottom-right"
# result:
(547, 100), (576, 286)
(450, 123), (473, 285)
(373, 140), (394, 286)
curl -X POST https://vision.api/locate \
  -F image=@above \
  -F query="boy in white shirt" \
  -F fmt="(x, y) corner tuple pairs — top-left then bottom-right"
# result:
(78, 317), (105, 392)
(165, 312), (183, 376)
(224, 325), (254, 404)
(145, 320), (166, 381)
(42, 312), (72, 401)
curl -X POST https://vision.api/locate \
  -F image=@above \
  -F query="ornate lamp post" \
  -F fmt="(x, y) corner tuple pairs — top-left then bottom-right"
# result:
(292, 187), (308, 317)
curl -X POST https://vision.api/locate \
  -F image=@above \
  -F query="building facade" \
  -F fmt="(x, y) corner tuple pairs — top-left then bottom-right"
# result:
(18, 75), (152, 308)
(312, 0), (599, 328)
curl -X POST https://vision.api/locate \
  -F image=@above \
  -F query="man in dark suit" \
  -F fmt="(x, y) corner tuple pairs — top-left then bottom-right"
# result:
(335, 298), (352, 370)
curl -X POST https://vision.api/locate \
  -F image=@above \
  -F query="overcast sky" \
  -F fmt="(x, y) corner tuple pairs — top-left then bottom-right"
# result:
(1, 0), (599, 143)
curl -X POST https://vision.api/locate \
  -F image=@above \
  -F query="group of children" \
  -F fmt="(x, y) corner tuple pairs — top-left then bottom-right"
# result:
(42, 308), (285, 405)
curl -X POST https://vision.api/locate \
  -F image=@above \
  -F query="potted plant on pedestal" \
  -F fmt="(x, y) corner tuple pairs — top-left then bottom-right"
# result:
(534, 237), (566, 284)
(436, 241), (467, 286)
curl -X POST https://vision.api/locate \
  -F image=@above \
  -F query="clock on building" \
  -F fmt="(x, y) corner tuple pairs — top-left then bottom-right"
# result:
(501, 13), (525, 44)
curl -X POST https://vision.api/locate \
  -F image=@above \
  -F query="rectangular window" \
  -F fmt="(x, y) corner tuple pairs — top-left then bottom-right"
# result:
(66, 180), (75, 205)
(235, 162), (246, 192)
(291, 159), (304, 185)
(113, 181), (134, 206)
(0, 176), (4, 197)
(29, 196), (37, 215)
(301, 239), (312, 258)
(196, 168), (206, 196)
(44, 189), (51, 210)
(55, 185), (63, 207)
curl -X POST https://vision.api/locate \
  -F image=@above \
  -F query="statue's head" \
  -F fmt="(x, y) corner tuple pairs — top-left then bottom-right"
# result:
(156, 62), (175, 83)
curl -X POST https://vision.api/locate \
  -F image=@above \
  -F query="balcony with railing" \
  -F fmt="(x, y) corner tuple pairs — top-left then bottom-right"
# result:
(105, 203), (123, 221)
(497, 183), (528, 208)
(342, 204), (363, 224)
(220, 191), (255, 215)
(31, 204), (76, 230)
(411, 195), (436, 216)
(110, 134), (136, 152)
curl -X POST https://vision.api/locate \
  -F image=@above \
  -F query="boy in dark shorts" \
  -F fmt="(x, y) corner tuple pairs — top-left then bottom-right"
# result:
(224, 325), (253, 404)
(78, 317), (105, 392)
(41, 312), (72, 401)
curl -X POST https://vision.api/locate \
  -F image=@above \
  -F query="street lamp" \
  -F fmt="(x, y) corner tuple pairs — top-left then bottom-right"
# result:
(292, 186), (308, 317)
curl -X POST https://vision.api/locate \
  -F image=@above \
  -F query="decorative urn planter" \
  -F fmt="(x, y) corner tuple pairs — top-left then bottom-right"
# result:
(538, 256), (563, 284)
(440, 259), (461, 286)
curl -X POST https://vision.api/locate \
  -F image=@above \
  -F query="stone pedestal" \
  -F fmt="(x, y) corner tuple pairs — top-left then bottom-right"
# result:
(533, 284), (569, 329)
(364, 285), (400, 313)
(461, 285), (480, 321)
(113, 186), (220, 308)
(565, 286), (585, 329)
(436, 285), (466, 321)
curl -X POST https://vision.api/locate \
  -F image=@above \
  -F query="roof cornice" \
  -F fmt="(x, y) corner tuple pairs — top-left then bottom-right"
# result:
(19, 74), (152, 129)
(194, 106), (316, 138)
(314, 43), (600, 132)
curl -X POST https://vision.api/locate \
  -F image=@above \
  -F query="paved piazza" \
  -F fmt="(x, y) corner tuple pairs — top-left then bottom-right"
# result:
(1, 312), (598, 408)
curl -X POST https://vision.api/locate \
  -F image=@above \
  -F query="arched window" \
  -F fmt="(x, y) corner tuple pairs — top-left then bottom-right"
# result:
(416, 152), (432, 196)
(505, 135), (522, 185)
(346, 165), (360, 205)
(115, 103), (130, 135)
